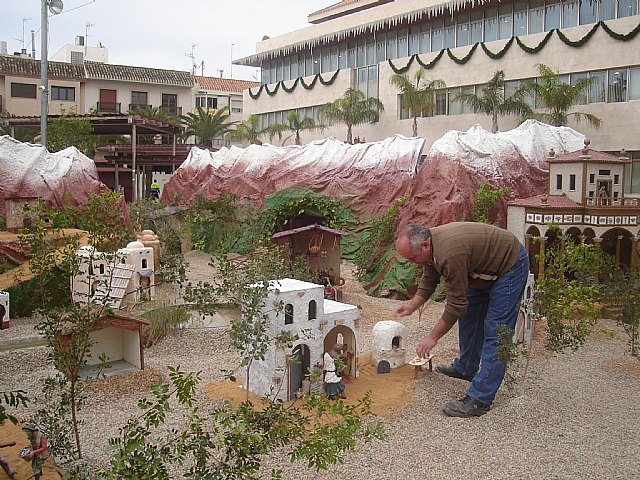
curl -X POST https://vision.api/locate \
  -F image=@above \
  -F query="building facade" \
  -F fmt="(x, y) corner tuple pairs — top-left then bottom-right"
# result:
(237, 0), (640, 191)
(507, 140), (640, 276)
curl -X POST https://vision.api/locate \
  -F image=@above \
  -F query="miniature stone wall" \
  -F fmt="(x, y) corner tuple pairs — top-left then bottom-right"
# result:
(4, 198), (39, 232)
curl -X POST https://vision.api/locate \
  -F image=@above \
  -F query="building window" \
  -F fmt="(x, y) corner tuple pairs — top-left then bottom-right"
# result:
(579, 0), (597, 25)
(556, 174), (563, 190)
(51, 86), (75, 101)
(529, 0), (544, 34)
(589, 71), (606, 103)
(231, 99), (243, 113)
(284, 303), (293, 325)
(569, 174), (576, 191)
(562, 0), (579, 27)
(619, 0), (638, 17)
(589, 190), (595, 197)
(70, 51), (84, 64)
(131, 91), (148, 108)
(10, 82), (37, 98)
(161, 94), (178, 114)
(435, 89), (447, 115)
(308, 300), (317, 320)
(614, 174), (620, 185)
(608, 68), (628, 103)
(544, 0), (561, 30)
(599, 169), (611, 176)
(484, 8), (498, 41)
(590, 173), (595, 183)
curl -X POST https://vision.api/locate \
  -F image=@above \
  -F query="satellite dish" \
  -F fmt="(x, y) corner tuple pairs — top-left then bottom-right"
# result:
(49, 0), (64, 15)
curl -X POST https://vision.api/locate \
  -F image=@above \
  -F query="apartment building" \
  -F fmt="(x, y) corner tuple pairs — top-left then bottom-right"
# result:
(236, 0), (640, 192)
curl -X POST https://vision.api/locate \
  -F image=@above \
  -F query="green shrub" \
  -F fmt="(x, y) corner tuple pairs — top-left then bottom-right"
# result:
(141, 305), (191, 347)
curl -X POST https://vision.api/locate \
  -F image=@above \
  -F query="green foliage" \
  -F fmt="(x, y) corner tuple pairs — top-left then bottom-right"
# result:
(141, 305), (191, 348)
(225, 114), (284, 145)
(101, 367), (384, 479)
(454, 70), (532, 133)
(281, 110), (325, 145)
(472, 182), (511, 224)
(354, 195), (408, 282)
(319, 88), (384, 144)
(0, 389), (29, 424)
(0, 111), (38, 142)
(5, 271), (70, 317)
(521, 63), (602, 128)
(389, 68), (445, 137)
(534, 233), (610, 351)
(47, 113), (97, 155)
(602, 269), (640, 358)
(497, 324), (530, 388)
(262, 188), (355, 236)
(181, 106), (237, 147)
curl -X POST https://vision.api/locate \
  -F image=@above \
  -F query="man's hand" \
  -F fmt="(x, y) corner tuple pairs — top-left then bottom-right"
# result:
(394, 304), (415, 316)
(416, 335), (437, 358)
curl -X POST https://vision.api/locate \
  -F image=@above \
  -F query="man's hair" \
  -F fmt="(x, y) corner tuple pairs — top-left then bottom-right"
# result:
(399, 224), (431, 251)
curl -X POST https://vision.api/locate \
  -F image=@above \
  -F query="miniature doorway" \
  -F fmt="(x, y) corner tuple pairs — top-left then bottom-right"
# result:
(324, 325), (357, 380)
(289, 343), (311, 400)
(597, 180), (612, 205)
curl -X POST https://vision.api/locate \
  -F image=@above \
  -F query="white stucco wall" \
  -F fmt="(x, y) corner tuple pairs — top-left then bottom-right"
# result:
(0, 291), (9, 323)
(242, 278), (360, 401)
(87, 326), (124, 367)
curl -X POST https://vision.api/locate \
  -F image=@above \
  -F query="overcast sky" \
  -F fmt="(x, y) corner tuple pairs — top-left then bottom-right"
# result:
(1, 0), (331, 81)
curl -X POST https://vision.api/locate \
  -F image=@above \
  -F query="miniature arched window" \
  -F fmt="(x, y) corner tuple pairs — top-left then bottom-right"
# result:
(285, 303), (294, 325)
(392, 336), (401, 349)
(99, 264), (105, 275)
(308, 300), (317, 320)
(88, 264), (94, 275)
(142, 258), (148, 268)
(336, 333), (344, 345)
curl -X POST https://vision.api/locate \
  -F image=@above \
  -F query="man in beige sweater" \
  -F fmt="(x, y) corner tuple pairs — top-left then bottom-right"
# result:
(395, 222), (529, 417)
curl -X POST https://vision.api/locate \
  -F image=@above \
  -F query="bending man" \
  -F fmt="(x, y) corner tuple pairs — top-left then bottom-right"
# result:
(395, 222), (529, 417)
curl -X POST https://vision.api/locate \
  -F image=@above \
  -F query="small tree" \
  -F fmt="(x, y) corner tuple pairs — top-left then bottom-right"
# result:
(534, 231), (609, 351)
(319, 88), (384, 144)
(472, 182), (511, 224)
(390, 68), (445, 137)
(454, 70), (532, 133)
(181, 106), (237, 147)
(282, 110), (325, 145)
(47, 112), (97, 155)
(21, 191), (132, 463)
(225, 114), (284, 145)
(522, 63), (602, 128)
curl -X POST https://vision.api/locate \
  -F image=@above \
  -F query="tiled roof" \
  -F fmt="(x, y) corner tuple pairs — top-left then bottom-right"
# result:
(83, 61), (194, 87)
(549, 148), (630, 164)
(508, 194), (582, 209)
(193, 76), (259, 93)
(0, 55), (85, 79)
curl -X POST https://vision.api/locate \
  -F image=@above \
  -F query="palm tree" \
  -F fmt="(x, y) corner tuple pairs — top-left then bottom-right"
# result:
(319, 88), (384, 144)
(522, 63), (601, 128)
(454, 70), (532, 133)
(225, 114), (284, 145)
(390, 68), (445, 137)
(282, 111), (325, 145)
(181, 107), (237, 148)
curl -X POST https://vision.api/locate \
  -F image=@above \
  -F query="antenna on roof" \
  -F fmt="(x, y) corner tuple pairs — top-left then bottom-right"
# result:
(200, 60), (204, 76)
(185, 43), (197, 75)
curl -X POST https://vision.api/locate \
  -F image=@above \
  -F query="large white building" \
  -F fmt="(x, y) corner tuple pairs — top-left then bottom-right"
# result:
(236, 0), (640, 192)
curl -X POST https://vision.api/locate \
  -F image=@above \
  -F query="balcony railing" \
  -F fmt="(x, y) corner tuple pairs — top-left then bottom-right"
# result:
(585, 197), (640, 207)
(97, 102), (121, 114)
(129, 103), (152, 112)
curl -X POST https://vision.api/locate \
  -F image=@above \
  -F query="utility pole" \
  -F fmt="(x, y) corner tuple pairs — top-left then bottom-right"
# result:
(185, 43), (197, 75)
(85, 22), (94, 59)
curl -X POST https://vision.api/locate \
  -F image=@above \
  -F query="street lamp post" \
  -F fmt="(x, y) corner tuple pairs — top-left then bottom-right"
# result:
(40, 0), (64, 147)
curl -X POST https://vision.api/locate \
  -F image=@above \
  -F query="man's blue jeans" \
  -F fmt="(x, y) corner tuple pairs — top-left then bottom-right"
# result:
(452, 244), (529, 406)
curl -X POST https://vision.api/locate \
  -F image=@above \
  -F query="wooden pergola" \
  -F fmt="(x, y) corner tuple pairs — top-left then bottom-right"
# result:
(1, 113), (184, 202)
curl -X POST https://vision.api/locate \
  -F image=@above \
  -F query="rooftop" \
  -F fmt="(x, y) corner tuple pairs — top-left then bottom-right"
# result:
(194, 76), (260, 93)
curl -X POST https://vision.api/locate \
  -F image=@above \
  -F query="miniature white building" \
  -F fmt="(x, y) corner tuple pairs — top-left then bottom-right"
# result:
(71, 241), (155, 308)
(371, 320), (408, 369)
(0, 290), (9, 329)
(242, 278), (360, 402)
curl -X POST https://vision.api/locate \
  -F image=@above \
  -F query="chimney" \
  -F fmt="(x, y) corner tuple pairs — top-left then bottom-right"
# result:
(0, 41), (7, 55)
(75, 35), (85, 46)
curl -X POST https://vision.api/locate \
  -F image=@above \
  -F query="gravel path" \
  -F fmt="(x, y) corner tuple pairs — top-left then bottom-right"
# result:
(1, 260), (639, 479)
